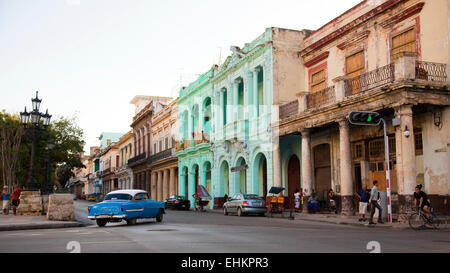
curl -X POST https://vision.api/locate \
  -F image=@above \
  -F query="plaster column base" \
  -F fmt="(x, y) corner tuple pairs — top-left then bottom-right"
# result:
(340, 195), (354, 216)
(398, 194), (415, 223)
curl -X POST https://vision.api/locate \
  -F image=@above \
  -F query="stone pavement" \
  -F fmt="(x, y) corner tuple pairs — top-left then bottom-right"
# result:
(0, 214), (84, 231)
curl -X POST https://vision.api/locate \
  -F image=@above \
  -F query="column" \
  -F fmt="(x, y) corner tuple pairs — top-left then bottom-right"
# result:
(253, 67), (259, 118)
(163, 168), (169, 200)
(395, 104), (416, 222)
(169, 167), (176, 196)
(157, 171), (163, 201)
(150, 172), (156, 200)
(262, 63), (268, 115)
(179, 171), (186, 198)
(147, 170), (151, 192)
(338, 119), (354, 216)
(188, 171), (196, 208)
(301, 129), (312, 213)
(233, 80), (239, 122)
(246, 71), (253, 120)
(272, 141), (282, 188)
(200, 166), (207, 187)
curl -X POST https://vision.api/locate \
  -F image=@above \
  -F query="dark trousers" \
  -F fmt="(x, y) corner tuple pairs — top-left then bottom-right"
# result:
(369, 200), (382, 223)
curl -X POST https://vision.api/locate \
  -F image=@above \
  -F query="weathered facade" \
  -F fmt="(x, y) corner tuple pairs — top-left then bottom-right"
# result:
(101, 140), (120, 196)
(116, 130), (134, 190)
(149, 99), (179, 202)
(128, 95), (172, 197)
(176, 67), (215, 208)
(211, 27), (311, 208)
(276, 0), (450, 218)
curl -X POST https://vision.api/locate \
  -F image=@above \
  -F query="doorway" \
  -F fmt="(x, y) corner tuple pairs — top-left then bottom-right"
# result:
(287, 154), (301, 209)
(314, 144), (331, 202)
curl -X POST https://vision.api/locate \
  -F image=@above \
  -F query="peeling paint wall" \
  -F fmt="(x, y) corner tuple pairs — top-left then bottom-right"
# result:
(421, 107), (450, 195)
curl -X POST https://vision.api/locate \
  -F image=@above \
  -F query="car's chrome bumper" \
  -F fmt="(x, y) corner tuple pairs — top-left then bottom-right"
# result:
(242, 207), (267, 214)
(88, 214), (127, 220)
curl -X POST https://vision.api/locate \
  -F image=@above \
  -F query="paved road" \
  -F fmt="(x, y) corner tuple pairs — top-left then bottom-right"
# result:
(0, 200), (449, 253)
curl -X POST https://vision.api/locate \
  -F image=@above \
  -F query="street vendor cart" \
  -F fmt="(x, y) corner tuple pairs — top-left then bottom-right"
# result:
(192, 185), (211, 212)
(267, 186), (285, 217)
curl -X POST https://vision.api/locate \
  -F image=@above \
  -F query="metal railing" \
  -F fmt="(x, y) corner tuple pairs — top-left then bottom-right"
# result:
(307, 86), (336, 109)
(127, 153), (146, 165)
(344, 64), (395, 96)
(415, 61), (447, 82)
(147, 148), (174, 164)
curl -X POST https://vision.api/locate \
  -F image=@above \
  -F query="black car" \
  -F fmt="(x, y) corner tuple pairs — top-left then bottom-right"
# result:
(165, 195), (191, 210)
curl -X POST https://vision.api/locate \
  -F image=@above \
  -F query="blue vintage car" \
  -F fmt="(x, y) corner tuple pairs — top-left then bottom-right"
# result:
(88, 189), (165, 227)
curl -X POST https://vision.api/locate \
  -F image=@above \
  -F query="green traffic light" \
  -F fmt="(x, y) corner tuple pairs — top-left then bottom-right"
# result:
(367, 115), (372, 122)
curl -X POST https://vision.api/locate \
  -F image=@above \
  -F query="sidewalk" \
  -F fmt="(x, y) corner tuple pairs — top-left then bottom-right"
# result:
(0, 214), (84, 232)
(209, 209), (411, 229)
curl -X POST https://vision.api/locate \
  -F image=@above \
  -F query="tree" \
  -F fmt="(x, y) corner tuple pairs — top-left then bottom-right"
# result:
(51, 116), (86, 189)
(1, 112), (86, 190)
(0, 110), (24, 189)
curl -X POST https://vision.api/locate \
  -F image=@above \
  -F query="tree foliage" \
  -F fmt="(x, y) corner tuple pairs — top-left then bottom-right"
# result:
(0, 111), (85, 190)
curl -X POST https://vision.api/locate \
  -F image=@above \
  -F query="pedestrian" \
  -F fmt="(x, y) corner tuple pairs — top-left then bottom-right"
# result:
(307, 192), (319, 214)
(294, 188), (301, 212)
(368, 180), (384, 225)
(11, 184), (22, 216)
(356, 184), (371, 222)
(2, 186), (10, 215)
(328, 189), (337, 214)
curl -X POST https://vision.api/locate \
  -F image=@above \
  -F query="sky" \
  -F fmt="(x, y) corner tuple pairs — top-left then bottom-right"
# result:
(0, 0), (362, 152)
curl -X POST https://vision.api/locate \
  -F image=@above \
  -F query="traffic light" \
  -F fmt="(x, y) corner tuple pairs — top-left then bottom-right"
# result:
(348, 111), (382, 126)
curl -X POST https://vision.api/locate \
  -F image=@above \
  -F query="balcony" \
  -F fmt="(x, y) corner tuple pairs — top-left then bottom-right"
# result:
(288, 56), (448, 119)
(147, 148), (175, 164)
(415, 61), (447, 82)
(344, 64), (395, 96)
(307, 86), (336, 109)
(127, 153), (146, 165)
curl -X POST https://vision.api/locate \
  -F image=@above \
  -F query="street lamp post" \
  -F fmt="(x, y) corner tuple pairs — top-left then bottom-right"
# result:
(20, 91), (52, 191)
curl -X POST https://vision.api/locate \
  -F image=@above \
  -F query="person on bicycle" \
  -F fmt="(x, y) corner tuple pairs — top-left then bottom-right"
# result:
(414, 184), (430, 218)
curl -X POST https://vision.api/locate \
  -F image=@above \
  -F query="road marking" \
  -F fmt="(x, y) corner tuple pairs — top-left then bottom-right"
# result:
(80, 240), (134, 244)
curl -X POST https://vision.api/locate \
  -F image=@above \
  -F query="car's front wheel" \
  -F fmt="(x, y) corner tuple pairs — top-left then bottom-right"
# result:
(156, 209), (163, 222)
(96, 219), (107, 227)
(223, 207), (228, 216)
(126, 218), (137, 225)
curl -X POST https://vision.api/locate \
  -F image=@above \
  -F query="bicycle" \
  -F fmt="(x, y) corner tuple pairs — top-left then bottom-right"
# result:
(408, 206), (448, 230)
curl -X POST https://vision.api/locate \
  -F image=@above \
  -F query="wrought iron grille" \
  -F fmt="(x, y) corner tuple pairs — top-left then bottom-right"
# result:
(344, 64), (395, 96)
(307, 86), (336, 109)
(415, 61), (447, 82)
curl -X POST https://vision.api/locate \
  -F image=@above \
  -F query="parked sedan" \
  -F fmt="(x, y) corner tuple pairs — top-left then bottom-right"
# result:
(223, 193), (267, 217)
(165, 195), (191, 210)
(88, 190), (165, 227)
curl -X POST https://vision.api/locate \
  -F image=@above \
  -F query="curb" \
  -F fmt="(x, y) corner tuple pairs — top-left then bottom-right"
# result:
(0, 222), (86, 232)
(209, 209), (410, 229)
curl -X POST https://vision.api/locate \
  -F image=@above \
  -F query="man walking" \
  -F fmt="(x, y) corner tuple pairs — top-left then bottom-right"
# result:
(356, 184), (371, 222)
(369, 180), (384, 225)
(11, 185), (22, 215)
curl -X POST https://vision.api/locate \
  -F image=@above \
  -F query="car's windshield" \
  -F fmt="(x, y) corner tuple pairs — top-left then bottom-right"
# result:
(243, 194), (263, 200)
(104, 193), (132, 201)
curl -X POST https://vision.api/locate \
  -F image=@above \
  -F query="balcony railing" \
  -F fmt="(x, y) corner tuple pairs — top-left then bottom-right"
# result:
(344, 64), (395, 96)
(279, 100), (298, 119)
(415, 61), (447, 82)
(147, 148), (174, 164)
(127, 153), (146, 165)
(307, 86), (336, 109)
